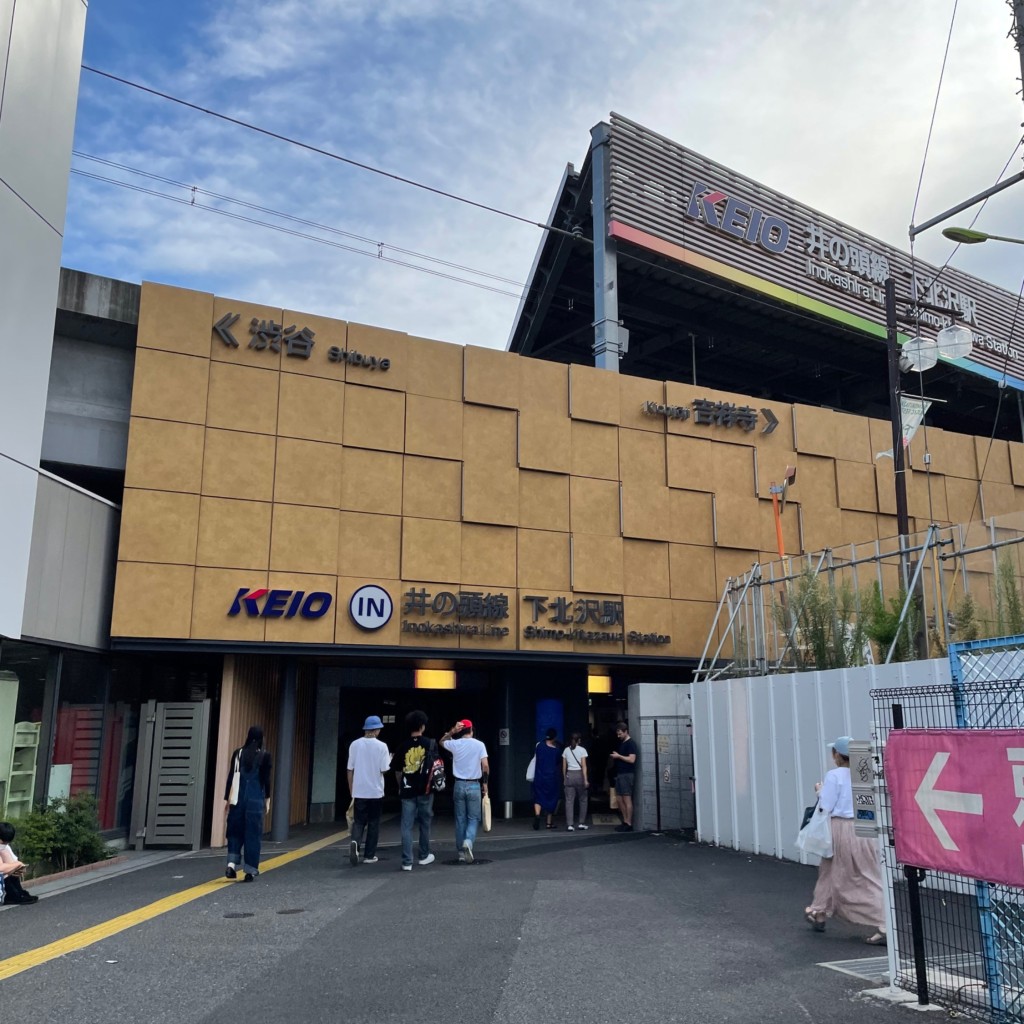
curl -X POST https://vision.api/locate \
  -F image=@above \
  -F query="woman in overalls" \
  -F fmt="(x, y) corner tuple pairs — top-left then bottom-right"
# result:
(225, 726), (272, 881)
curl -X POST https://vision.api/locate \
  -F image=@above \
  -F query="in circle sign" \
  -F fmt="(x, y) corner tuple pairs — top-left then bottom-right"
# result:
(349, 585), (393, 631)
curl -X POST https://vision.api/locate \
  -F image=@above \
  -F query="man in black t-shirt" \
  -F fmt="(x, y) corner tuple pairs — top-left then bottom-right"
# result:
(610, 720), (638, 832)
(393, 710), (438, 871)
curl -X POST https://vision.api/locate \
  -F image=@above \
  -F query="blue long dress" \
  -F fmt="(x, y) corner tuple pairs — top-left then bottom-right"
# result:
(531, 742), (561, 813)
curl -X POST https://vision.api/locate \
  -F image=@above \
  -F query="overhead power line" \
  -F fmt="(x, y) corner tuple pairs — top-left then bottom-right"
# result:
(81, 64), (589, 245)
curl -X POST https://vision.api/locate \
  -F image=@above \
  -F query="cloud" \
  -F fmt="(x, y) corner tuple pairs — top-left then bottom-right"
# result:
(64, 1), (1024, 351)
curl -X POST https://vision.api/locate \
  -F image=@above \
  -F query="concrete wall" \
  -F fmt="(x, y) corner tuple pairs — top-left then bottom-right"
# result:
(21, 473), (120, 649)
(691, 659), (952, 863)
(0, 0), (87, 638)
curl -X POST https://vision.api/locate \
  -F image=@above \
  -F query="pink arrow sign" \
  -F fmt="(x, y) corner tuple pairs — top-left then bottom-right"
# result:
(886, 729), (1024, 888)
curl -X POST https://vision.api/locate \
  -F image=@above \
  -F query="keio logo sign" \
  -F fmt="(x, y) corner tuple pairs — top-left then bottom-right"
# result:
(685, 180), (790, 255)
(227, 588), (332, 619)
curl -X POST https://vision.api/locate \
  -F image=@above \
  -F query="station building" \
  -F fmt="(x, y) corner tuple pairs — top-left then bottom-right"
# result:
(3, 111), (1024, 848)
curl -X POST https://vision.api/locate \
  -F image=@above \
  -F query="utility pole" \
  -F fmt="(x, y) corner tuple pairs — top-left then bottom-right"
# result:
(1012, 2), (1024, 106)
(884, 278), (911, 540)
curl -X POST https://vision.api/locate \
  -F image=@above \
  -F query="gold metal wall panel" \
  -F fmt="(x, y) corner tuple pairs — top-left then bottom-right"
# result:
(714, 548), (760, 588)
(340, 448), (403, 515)
(196, 496), (272, 570)
(519, 409), (572, 474)
(793, 405), (837, 457)
(405, 394), (463, 460)
(279, 310), (347, 380)
(942, 430), (980, 479)
(273, 437), (343, 508)
(204, 428), (277, 503)
(944, 476), (982, 523)
(192, 567), (268, 641)
(795, 454), (838, 509)
(461, 524), (517, 587)
(517, 529), (571, 591)
(401, 518), (461, 582)
(619, 375), (666, 433)
(208, 362), (280, 435)
(264, 572), (337, 644)
(518, 470), (570, 532)
(346, 323), (408, 391)
(137, 283), (215, 358)
(907, 470), (948, 521)
(463, 345), (520, 409)
(569, 364), (620, 424)
(131, 349), (210, 425)
(403, 456), (461, 521)
(840, 510), (879, 544)
(982, 480), (1018, 517)
(270, 504), (339, 574)
(623, 540), (670, 597)
(666, 434), (716, 491)
(211, 298), (283, 370)
(405, 335), (463, 400)
(623, 597), (674, 657)
(570, 420), (619, 480)
(621, 483), (671, 541)
(118, 489), (200, 564)
(571, 534), (623, 594)
(671, 599), (721, 657)
(668, 543), (717, 601)
(124, 419), (205, 494)
(520, 357), (568, 414)
(710, 443), (755, 497)
(111, 562), (195, 638)
(755, 449), (799, 499)
(277, 374), (345, 444)
(713, 495), (761, 550)
(832, 411), (872, 463)
(336, 576), (401, 646)
(876, 459), (897, 516)
(668, 488), (715, 546)
(462, 406), (518, 525)
(618, 427), (666, 483)
(757, 498), (800, 554)
(800, 506), (843, 554)
(338, 512), (401, 579)
(835, 459), (878, 513)
(1010, 442), (1024, 486)
(977, 437), (1013, 484)
(570, 477), (620, 536)
(343, 384), (406, 453)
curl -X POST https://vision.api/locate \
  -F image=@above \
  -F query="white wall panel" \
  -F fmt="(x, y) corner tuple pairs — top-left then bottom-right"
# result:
(0, 0), (86, 230)
(0, 460), (37, 637)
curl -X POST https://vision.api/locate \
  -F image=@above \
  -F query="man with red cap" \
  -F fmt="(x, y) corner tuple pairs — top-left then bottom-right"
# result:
(440, 719), (489, 863)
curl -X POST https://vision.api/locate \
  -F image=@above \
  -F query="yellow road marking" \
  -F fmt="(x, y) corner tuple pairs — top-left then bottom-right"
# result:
(0, 829), (349, 982)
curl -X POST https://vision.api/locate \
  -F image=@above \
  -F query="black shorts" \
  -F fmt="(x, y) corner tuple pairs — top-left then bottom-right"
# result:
(615, 772), (635, 798)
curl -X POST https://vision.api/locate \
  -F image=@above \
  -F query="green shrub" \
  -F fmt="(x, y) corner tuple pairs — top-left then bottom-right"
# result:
(863, 583), (920, 663)
(952, 592), (980, 642)
(776, 570), (866, 671)
(12, 794), (110, 878)
(995, 555), (1024, 637)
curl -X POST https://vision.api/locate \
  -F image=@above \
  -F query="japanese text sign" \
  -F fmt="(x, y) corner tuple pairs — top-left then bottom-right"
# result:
(885, 729), (1024, 887)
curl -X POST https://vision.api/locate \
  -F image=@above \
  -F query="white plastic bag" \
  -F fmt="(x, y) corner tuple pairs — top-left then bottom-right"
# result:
(525, 756), (536, 782)
(796, 807), (833, 858)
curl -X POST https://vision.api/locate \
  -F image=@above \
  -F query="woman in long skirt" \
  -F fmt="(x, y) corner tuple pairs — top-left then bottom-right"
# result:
(805, 736), (886, 944)
(225, 726), (272, 882)
(531, 729), (562, 830)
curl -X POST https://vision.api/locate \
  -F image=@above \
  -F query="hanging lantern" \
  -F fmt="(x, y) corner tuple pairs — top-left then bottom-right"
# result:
(901, 335), (938, 372)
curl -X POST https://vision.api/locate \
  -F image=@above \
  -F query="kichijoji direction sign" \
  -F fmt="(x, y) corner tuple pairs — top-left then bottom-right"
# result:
(886, 729), (1024, 888)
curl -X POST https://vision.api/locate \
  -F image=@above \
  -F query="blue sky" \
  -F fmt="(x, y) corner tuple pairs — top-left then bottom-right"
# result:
(64, 1), (1024, 350)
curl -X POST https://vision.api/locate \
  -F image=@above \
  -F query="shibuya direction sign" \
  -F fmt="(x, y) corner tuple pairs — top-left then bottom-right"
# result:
(885, 729), (1024, 888)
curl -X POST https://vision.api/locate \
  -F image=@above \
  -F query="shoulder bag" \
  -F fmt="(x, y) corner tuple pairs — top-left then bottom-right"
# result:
(795, 805), (833, 858)
(227, 750), (241, 806)
(526, 744), (538, 782)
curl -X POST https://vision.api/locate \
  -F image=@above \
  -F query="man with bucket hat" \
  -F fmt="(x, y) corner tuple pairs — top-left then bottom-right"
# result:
(347, 715), (392, 866)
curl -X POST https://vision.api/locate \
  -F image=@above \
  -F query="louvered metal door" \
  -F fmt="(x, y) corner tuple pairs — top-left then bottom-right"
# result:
(131, 701), (210, 850)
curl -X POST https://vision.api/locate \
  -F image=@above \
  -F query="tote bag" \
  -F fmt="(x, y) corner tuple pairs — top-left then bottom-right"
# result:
(227, 752), (241, 806)
(795, 807), (833, 858)
(481, 794), (492, 832)
(525, 756), (536, 782)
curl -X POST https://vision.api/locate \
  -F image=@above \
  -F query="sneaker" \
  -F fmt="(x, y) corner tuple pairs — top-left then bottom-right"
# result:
(418, 853), (435, 866)
(458, 853), (466, 863)
(363, 856), (379, 864)
(225, 864), (237, 880)
(401, 864), (412, 872)
(350, 840), (360, 866)
(567, 825), (575, 831)
(577, 824), (589, 830)
(462, 839), (474, 864)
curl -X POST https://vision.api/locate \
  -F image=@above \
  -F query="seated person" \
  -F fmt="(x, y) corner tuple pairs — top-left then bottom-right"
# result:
(0, 821), (38, 905)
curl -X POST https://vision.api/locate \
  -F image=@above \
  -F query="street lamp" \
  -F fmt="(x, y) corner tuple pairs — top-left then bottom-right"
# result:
(941, 226), (1024, 246)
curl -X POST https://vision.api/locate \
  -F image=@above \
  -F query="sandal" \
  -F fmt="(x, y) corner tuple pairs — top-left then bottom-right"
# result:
(804, 910), (826, 932)
(865, 932), (887, 946)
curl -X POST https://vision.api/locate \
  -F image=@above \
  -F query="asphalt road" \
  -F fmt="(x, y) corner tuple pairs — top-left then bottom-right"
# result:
(1, 829), (903, 1024)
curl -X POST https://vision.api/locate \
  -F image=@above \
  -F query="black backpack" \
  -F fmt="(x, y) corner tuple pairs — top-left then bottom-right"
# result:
(424, 740), (446, 793)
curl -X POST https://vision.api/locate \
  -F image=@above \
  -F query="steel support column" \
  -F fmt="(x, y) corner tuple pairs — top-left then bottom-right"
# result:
(271, 657), (297, 842)
(590, 122), (628, 371)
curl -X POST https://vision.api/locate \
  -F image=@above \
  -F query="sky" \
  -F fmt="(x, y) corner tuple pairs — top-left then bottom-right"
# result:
(64, 0), (1024, 351)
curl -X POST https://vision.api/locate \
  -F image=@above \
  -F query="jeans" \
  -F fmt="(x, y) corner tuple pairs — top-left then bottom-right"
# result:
(352, 797), (382, 858)
(453, 779), (481, 852)
(564, 772), (589, 827)
(400, 794), (433, 866)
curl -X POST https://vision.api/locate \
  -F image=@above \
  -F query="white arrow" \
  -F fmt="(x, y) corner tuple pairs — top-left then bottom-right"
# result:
(914, 751), (984, 852)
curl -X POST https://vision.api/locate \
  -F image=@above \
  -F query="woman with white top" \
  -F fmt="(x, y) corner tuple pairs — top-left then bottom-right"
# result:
(562, 733), (590, 831)
(804, 736), (886, 944)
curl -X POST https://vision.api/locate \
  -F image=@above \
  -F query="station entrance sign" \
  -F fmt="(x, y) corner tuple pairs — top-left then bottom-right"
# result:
(885, 729), (1024, 888)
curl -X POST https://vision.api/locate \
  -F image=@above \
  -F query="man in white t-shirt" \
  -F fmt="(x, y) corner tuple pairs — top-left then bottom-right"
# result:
(347, 715), (392, 866)
(439, 719), (489, 864)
